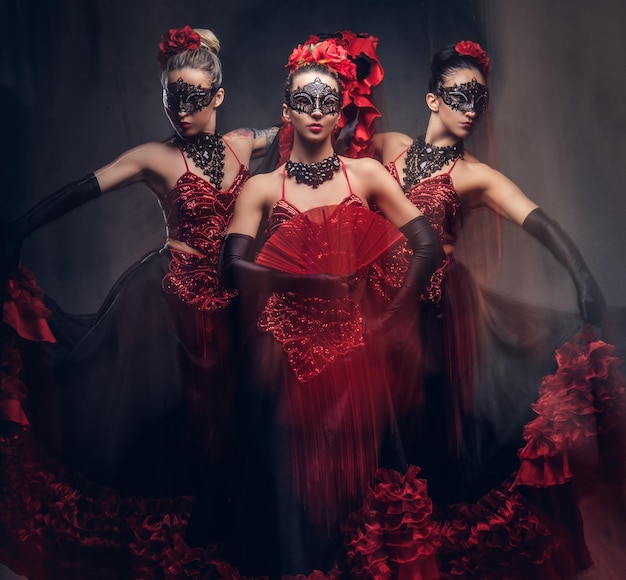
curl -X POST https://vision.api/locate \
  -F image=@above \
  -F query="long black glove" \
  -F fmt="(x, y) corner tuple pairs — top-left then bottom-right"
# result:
(219, 233), (352, 299)
(374, 214), (445, 330)
(3, 174), (102, 270)
(522, 207), (605, 324)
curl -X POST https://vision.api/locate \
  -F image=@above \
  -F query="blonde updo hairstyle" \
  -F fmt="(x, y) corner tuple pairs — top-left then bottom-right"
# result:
(160, 28), (223, 89)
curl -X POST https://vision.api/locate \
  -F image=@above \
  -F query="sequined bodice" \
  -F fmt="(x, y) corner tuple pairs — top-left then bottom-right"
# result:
(160, 166), (250, 312)
(267, 192), (364, 235)
(386, 162), (460, 247)
(161, 167), (250, 254)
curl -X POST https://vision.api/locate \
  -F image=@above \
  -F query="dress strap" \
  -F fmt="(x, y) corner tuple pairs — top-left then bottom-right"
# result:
(338, 157), (355, 196)
(281, 165), (287, 200)
(392, 146), (411, 165)
(223, 137), (243, 166)
(178, 147), (190, 172)
(447, 157), (460, 174)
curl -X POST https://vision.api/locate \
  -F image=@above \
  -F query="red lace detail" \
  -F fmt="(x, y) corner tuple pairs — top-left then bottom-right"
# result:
(369, 243), (452, 305)
(421, 257), (451, 304)
(161, 168), (249, 311)
(401, 173), (460, 248)
(515, 326), (626, 488)
(375, 169), (460, 304)
(258, 293), (365, 382)
(162, 248), (236, 312)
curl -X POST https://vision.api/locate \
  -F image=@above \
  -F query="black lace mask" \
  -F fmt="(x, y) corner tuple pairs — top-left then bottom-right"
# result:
(163, 78), (218, 114)
(437, 78), (489, 115)
(287, 77), (341, 116)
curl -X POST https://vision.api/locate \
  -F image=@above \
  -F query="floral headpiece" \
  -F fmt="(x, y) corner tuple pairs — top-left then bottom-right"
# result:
(454, 40), (491, 74)
(281, 31), (384, 160)
(286, 37), (358, 85)
(158, 25), (201, 70)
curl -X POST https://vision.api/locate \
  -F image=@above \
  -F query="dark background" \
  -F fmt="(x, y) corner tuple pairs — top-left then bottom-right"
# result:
(1, 0), (624, 324)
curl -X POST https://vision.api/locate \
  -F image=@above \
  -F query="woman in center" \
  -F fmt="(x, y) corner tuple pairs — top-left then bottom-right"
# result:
(217, 39), (443, 577)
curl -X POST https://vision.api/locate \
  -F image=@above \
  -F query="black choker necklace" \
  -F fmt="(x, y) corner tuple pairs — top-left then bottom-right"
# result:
(181, 133), (225, 190)
(285, 153), (341, 188)
(403, 136), (464, 189)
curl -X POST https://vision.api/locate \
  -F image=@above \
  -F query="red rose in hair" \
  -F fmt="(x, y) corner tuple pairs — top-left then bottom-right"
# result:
(286, 39), (357, 84)
(158, 25), (201, 69)
(455, 40), (491, 74)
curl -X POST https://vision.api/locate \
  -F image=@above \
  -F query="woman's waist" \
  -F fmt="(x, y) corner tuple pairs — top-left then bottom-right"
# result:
(166, 238), (207, 257)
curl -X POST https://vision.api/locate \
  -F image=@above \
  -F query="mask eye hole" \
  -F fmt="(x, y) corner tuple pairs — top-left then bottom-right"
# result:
(448, 91), (469, 105)
(320, 94), (340, 114)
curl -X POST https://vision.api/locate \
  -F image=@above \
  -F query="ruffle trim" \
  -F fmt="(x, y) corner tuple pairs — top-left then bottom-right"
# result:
(0, 433), (193, 577)
(343, 468), (562, 579)
(3, 263), (55, 342)
(515, 325), (626, 488)
(343, 465), (440, 579)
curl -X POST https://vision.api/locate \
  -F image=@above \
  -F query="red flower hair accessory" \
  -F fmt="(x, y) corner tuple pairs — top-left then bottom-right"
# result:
(286, 38), (358, 84)
(282, 31), (384, 160)
(158, 26), (202, 70)
(455, 40), (491, 74)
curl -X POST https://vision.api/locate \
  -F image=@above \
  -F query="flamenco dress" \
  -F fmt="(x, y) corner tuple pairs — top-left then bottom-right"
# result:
(182, 162), (413, 579)
(337, 152), (626, 578)
(0, 145), (249, 576)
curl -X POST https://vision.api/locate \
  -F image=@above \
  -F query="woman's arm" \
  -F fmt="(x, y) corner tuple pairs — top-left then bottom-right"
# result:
(472, 163), (604, 324)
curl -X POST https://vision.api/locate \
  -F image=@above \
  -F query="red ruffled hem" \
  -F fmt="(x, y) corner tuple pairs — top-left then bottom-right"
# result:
(343, 465), (441, 579)
(515, 326), (626, 488)
(342, 466), (592, 579)
(1, 264), (57, 425)
(3, 264), (55, 343)
(0, 432), (193, 577)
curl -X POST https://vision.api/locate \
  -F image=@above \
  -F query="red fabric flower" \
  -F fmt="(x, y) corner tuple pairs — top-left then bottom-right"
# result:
(286, 39), (357, 84)
(455, 40), (491, 74)
(158, 25), (201, 69)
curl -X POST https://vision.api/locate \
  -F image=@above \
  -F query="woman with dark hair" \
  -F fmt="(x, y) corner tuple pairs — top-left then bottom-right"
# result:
(185, 36), (444, 578)
(0, 24), (277, 576)
(367, 41), (625, 578)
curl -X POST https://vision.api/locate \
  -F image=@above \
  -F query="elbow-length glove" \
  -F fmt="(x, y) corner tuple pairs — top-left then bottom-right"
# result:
(3, 174), (102, 270)
(522, 207), (605, 325)
(218, 233), (351, 299)
(375, 215), (445, 330)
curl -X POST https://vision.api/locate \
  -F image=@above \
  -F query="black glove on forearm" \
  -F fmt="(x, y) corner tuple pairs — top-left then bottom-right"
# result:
(376, 215), (445, 328)
(218, 233), (351, 299)
(5, 174), (102, 268)
(522, 207), (605, 324)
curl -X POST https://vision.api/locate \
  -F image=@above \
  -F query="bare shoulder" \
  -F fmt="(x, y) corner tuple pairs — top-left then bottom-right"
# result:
(123, 140), (180, 167)
(239, 167), (282, 204)
(373, 131), (413, 163)
(453, 153), (519, 209)
(341, 155), (388, 179)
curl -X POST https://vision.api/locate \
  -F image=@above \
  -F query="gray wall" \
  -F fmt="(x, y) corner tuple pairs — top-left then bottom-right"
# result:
(1, 0), (624, 315)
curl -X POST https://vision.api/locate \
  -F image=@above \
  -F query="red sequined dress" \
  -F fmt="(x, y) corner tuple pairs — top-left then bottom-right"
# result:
(205, 165), (411, 578)
(0, 145), (249, 576)
(340, 151), (626, 579)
